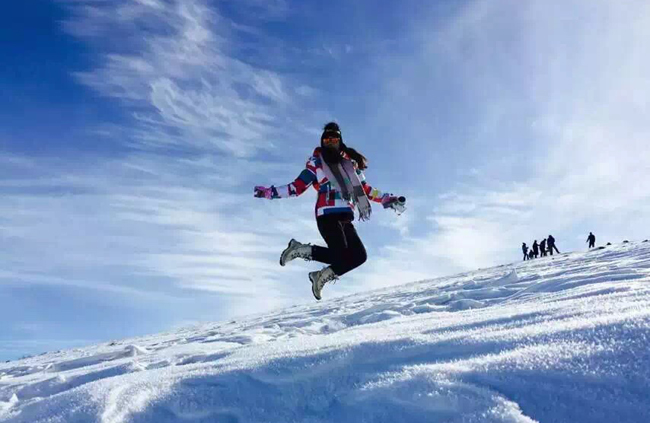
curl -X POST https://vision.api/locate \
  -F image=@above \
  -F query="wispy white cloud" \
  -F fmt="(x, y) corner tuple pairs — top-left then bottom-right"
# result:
(60, 0), (308, 157)
(0, 152), (317, 298)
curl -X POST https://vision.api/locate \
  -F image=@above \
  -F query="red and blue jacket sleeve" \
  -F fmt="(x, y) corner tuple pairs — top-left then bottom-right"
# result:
(273, 155), (319, 198)
(356, 167), (391, 203)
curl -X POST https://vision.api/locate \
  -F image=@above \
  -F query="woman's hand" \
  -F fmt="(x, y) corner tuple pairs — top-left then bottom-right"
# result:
(254, 186), (274, 199)
(381, 194), (404, 207)
(382, 195), (406, 214)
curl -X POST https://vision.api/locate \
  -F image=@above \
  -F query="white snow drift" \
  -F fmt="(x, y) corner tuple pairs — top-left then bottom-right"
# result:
(1, 242), (649, 422)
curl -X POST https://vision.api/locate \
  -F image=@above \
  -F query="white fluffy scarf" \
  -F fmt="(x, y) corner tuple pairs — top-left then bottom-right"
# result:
(320, 157), (372, 221)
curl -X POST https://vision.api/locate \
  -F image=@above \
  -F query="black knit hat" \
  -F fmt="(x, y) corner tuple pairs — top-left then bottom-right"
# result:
(321, 122), (342, 140)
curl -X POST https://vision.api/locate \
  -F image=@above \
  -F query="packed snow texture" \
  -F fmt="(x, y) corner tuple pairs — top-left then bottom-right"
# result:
(1, 242), (650, 422)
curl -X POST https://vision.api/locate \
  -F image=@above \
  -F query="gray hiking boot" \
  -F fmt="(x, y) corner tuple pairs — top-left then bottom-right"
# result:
(280, 239), (313, 266)
(309, 266), (338, 300)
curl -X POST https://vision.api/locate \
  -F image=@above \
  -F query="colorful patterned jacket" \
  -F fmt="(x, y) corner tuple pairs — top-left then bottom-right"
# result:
(273, 148), (389, 218)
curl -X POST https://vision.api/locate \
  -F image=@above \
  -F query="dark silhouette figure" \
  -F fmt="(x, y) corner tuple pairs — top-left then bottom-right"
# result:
(586, 232), (596, 249)
(528, 250), (534, 260)
(522, 242), (528, 261)
(532, 240), (539, 258)
(539, 238), (547, 257)
(547, 234), (560, 255)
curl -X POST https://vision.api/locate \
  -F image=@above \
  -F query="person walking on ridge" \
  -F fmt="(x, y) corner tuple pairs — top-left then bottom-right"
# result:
(532, 240), (539, 259)
(587, 232), (596, 249)
(547, 234), (560, 255)
(254, 122), (405, 300)
(540, 238), (547, 257)
(522, 242), (528, 261)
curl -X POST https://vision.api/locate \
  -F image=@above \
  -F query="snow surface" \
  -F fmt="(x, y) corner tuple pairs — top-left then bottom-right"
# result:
(1, 242), (650, 423)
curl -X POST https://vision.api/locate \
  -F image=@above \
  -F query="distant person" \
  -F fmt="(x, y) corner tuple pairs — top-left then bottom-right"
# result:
(547, 234), (560, 255)
(539, 238), (547, 257)
(586, 232), (596, 249)
(528, 249), (535, 260)
(532, 240), (539, 258)
(522, 242), (528, 261)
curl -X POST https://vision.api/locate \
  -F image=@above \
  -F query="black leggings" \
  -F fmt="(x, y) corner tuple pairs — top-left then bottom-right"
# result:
(311, 214), (367, 276)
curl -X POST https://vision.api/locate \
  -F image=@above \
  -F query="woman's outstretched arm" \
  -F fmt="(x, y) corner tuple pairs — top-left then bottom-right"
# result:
(254, 155), (318, 199)
(356, 168), (393, 204)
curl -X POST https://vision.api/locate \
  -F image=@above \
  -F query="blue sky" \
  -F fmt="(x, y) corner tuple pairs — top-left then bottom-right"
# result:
(2, 0), (650, 360)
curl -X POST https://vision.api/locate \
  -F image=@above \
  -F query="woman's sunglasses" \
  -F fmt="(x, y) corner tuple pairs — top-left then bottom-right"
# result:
(322, 135), (341, 145)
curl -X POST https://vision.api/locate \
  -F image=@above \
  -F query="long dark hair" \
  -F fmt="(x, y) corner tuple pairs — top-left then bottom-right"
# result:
(320, 122), (368, 170)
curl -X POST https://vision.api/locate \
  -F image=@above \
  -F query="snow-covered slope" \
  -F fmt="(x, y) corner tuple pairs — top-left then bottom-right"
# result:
(1, 242), (650, 423)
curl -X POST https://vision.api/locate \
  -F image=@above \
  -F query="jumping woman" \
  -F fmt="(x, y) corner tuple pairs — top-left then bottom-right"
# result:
(254, 122), (405, 300)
